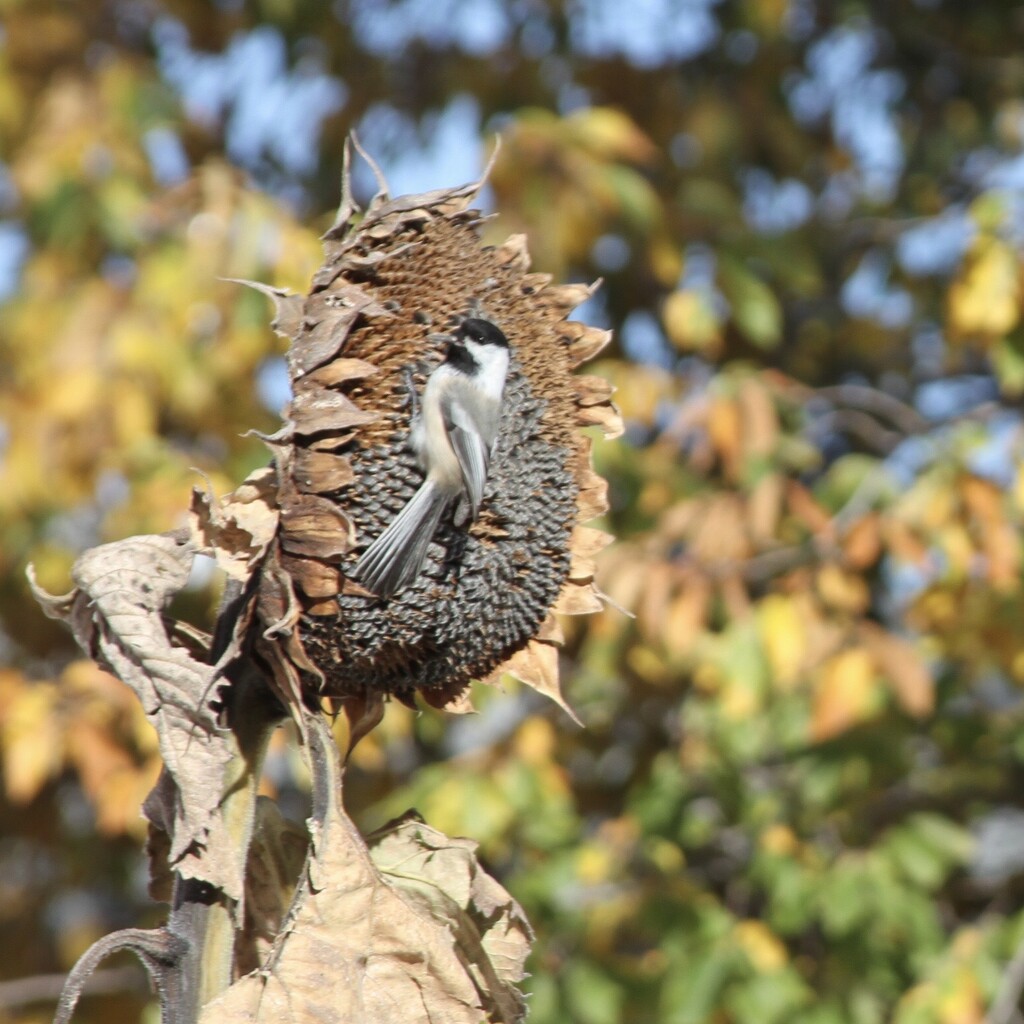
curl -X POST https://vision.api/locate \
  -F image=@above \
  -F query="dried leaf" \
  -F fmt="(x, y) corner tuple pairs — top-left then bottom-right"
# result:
(279, 554), (341, 599)
(224, 279), (304, 341)
(290, 384), (378, 436)
(576, 400), (625, 438)
(552, 580), (605, 617)
(236, 798), (310, 975)
(289, 285), (394, 377)
(189, 468), (280, 581)
(567, 326), (614, 367)
(200, 721), (532, 1024)
(494, 639), (581, 724)
(291, 449), (356, 494)
(29, 534), (246, 899)
(279, 494), (355, 560)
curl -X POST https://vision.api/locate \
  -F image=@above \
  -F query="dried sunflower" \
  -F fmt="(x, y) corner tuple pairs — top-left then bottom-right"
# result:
(210, 143), (620, 721)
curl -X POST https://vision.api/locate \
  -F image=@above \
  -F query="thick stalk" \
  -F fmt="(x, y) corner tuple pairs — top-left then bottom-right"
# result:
(164, 661), (284, 1024)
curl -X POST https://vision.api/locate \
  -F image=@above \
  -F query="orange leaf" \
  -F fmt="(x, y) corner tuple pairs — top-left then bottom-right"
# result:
(708, 397), (743, 481)
(859, 623), (934, 717)
(747, 472), (784, 542)
(843, 513), (882, 569)
(664, 574), (711, 658)
(738, 377), (778, 459)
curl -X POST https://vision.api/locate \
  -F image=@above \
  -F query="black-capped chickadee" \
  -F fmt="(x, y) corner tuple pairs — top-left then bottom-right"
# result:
(354, 317), (511, 597)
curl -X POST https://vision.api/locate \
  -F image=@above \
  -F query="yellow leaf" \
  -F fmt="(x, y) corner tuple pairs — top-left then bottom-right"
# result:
(948, 236), (1020, 338)
(733, 920), (788, 972)
(816, 562), (870, 614)
(603, 363), (676, 426)
(513, 717), (556, 767)
(1012, 463), (1024, 517)
(577, 843), (615, 885)
(663, 288), (723, 353)
(939, 524), (974, 577)
(760, 824), (799, 857)
(567, 106), (658, 163)
(812, 648), (880, 741)
(2, 685), (64, 803)
(649, 236), (684, 287)
(758, 595), (806, 690)
(936, 967), (984, 1024)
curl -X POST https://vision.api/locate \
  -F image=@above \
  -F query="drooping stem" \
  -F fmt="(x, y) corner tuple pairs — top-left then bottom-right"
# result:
(163, 659), (285, 1024)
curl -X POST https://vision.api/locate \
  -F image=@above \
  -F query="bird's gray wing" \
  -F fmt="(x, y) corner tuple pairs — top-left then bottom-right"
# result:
(442, 393), (489, 521)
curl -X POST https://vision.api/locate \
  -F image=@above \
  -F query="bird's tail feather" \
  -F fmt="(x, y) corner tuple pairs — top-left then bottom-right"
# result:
(354, 480), (447, 597)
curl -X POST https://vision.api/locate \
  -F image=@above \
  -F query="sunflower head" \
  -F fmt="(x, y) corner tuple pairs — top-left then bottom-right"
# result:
(237, 143), (620, 717)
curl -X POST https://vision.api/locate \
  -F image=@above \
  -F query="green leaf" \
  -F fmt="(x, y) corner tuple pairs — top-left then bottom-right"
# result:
(819, 858), (872, 938)
(719, 256), (783, 349)
(992, 332), (1024, 395)
(564, 958), (625, 1024)
(725, 970), (812, 1024)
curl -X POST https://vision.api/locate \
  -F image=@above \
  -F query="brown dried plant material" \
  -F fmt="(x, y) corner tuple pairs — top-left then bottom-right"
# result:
(244, 143), (620, 715)
(201, 717), (532, 1024)
(29, 532), (249, 900)
(235, 797), (310, 975)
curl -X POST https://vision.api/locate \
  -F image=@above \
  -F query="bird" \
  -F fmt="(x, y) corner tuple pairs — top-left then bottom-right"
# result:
(353, 317), (510, 597)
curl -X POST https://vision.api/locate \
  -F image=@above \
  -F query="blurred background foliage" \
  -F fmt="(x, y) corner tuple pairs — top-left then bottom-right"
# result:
(4, 0), (1024, 1021)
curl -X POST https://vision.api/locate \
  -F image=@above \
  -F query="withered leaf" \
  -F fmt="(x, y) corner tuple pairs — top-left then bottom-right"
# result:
(279, 495), (355, 560)
(576, 401), (625, 438)
(291, 449), (356, 494)
(279, 553), (342, 599)
(190, 468), (280, 581)
(224, 279), (304, 341)
(544, 280), (597, 313)
(200, 719), (533, 1024)
(29, 533), (247, 900)
(236, 797), (310, 976)
(289, 284), (394, 378)
(492, 639), (582, 725)
(290, 385), (379, 437)
(368, 817), (533, 1022)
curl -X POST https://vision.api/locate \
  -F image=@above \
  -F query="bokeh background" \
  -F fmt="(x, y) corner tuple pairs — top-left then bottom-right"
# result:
(4, 0), (1024, 1021)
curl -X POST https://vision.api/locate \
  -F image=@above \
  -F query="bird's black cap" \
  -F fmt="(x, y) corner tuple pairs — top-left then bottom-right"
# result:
(460, 317), (509, 348)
